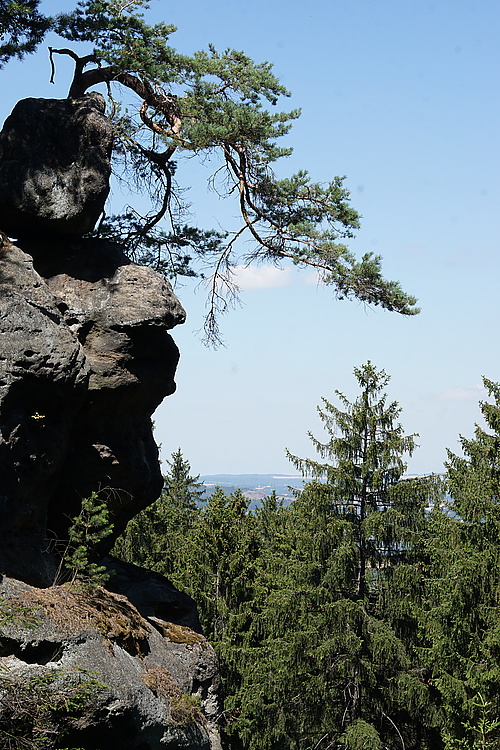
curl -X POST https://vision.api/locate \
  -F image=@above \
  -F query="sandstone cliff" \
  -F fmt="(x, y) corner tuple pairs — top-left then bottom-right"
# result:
(0, 95), (222, 749)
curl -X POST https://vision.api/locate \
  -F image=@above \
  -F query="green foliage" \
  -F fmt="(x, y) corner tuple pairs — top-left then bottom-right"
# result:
(170, 692), (203, 726)
(339, 719), (383, 750)
(0, 597), (41, 632)
(110, 379), (500, 750)
(0, 667), (106, 749)
(140, 665), (203, 726)
(442, 693), (500, 750)
(0, 598), (43, 667)
(64, 491), (114, 588)
(0, 1), (51, 66)
(233, 364), (439, 749)
(413, 378), (500, 749)
(112, 448), (204, 574)
(0, 0), (419, 341)
(164, 447), (205, 515)
(286, 361), (428, 597)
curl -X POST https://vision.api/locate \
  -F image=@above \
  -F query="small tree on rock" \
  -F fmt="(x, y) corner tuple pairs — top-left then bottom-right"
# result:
(64, 490), (114, 587)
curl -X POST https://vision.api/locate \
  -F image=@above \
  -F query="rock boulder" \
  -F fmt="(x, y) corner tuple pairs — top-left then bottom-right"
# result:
(0, 94), (113, 238)
(0, 575), (222, 750)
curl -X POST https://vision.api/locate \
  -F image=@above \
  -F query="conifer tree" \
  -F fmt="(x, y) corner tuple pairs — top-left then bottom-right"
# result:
(178, 487), (257, 643)
(287, 361), (424, 599)
(0, 1), (51, 66)
(417, 378), (500, 749)
(112, 447), (203, 573)
(163, 447), (205, 517)
(274, 362), (438, 749)
(1, 1), (418, 342)
(64, 490), (114, 587)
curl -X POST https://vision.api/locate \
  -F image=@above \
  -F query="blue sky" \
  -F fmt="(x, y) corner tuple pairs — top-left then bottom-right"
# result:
(1, 0), (499, 476)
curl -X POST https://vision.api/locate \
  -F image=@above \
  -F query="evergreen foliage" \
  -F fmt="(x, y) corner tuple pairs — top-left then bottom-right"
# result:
(413, 377), (500, 749)
(1, 0), (419, 342)
(113, 369), (448, 750)
(0, 1), (51, 66)
(64, 491), (114, 588)
(0, 667), (106, 750)
(50, 376), (500, 749)
(113, 447), (204, 574)
(286, 362), (426, 599)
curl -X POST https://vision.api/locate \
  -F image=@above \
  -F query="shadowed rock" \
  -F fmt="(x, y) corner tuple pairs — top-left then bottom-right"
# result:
(0, 94), (113, 238)
(0, 238), (185, 586)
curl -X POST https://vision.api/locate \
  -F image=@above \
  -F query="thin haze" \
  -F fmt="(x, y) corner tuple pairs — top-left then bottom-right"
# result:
(1, 1), (498, 476)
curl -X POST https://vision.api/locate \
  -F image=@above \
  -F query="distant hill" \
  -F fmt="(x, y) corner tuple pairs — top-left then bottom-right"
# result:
(199, 473), (305, 504)
(197, 473), (430, 506)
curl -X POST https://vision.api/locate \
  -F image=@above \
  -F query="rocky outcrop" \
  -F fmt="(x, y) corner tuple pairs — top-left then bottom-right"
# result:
(0, 238), (185, 586)
(0, 576), (222, 750)
(0, 93), (186, 587)
(104, 556), (203, 632)
(0, 94), (113, 237)
(0, 95), (223, 749)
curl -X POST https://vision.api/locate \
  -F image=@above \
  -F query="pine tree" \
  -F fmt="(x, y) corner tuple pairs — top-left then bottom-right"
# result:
(2, 1), (419, 342)
(0, 1), (51, 66)
(179, 488), (257, 642)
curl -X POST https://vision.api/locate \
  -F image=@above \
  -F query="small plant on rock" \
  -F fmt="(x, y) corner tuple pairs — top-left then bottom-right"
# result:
(64, 492), (113, 589)
(0, 668), (106, 750)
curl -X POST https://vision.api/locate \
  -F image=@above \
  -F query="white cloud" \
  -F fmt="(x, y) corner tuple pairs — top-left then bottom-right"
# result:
(232, 265), (294, 290)
(231, 264), (325, 290)
(439, 384), (486, 402)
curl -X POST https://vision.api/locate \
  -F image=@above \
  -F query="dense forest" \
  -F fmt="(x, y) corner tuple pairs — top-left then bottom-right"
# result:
(113, 362), (500, 750)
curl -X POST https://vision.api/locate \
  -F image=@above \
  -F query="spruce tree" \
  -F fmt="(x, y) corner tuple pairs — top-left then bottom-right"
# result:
(64, 491), (114, 588)
(418, 378), (500, 749)
(274, 362), (437, 749)
(163, 448), (205, 517)
(286, 361), (423, 599)
(112, 448), (203, 573)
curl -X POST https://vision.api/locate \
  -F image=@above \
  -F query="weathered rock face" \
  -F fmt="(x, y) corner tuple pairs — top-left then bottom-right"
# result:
(0, 238), (185, 586)
(0, 95), (222, 750)
(0, 94), (113, 237)
(0, 575), (222, 750)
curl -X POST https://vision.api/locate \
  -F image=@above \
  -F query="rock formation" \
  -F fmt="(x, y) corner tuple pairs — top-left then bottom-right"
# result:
(0, 94), (113, 237)
(0, 236), (186, 586)
(0, 575), (221, 750)
(0, 97), (222, 749)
